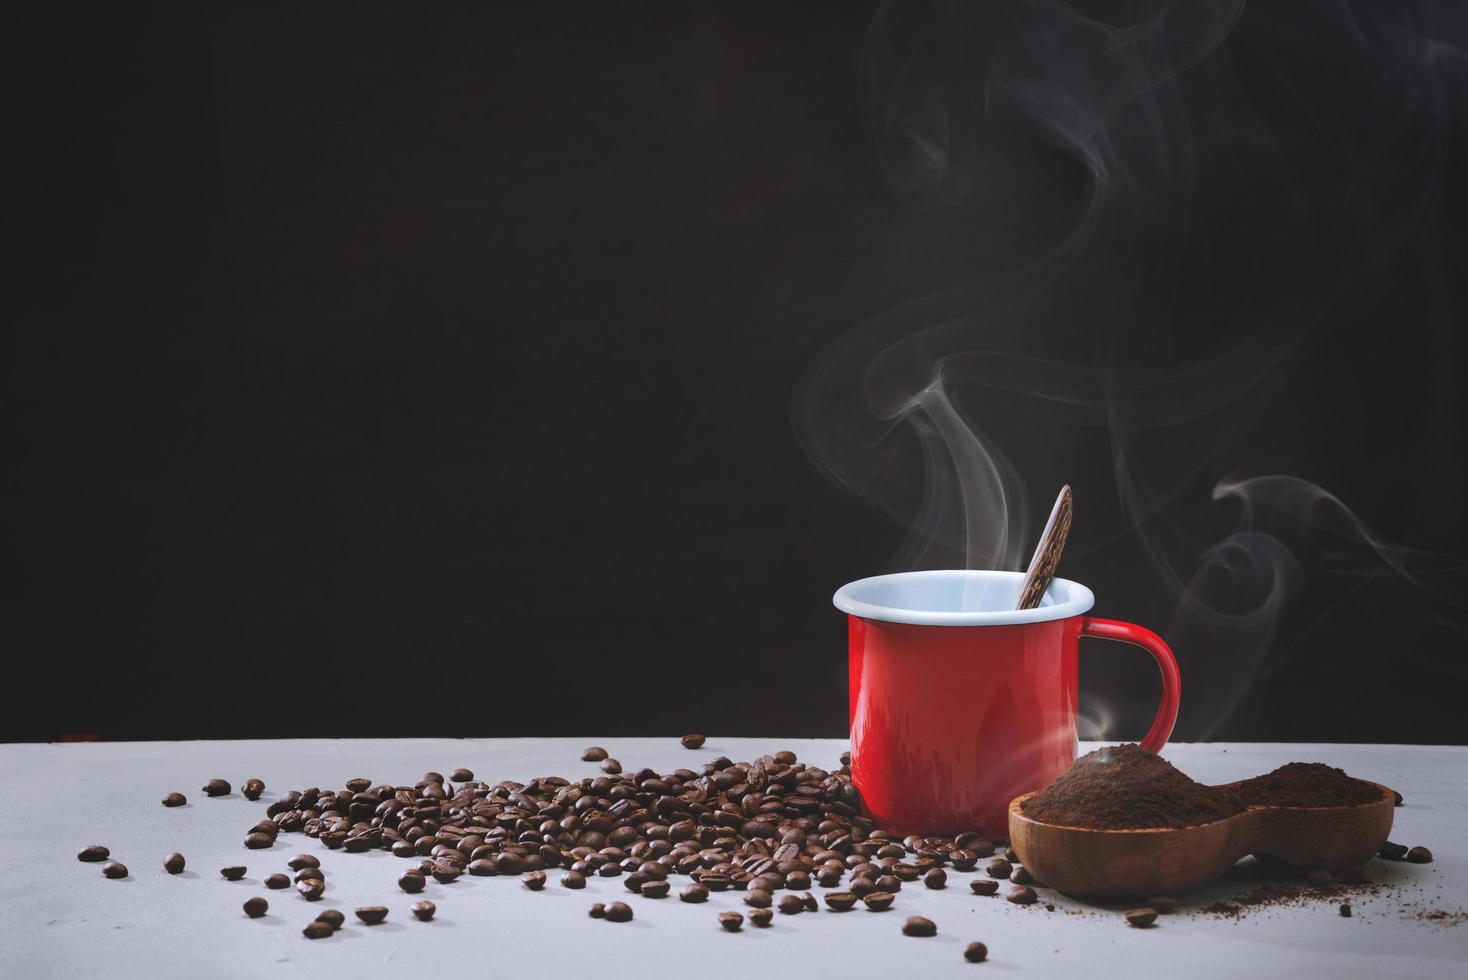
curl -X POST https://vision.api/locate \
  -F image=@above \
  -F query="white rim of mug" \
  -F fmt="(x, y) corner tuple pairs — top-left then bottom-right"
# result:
(832, 569), (1095, 627)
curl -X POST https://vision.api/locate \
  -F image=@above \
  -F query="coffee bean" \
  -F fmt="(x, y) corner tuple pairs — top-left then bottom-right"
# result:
(1339, 903), (1352, 917)
(432, 865), (462, 884)
(970, 879), (999, 896)
(876, 874), (902, 893)
(924, 867), (947, 889)
(824, 891), (857, 911)
(743, 889), (772, 908)
(1392, 789), (1403, 806)
(774, 750), (797, 765)
(718, 911), (744, 932)
(816, 867), (843, 888)
(681, 734), (706, 749)
(850, 878), (877, 899)
(102, 861), (128, 879)
(78, 845), (109, 863)
(964, 941), (988, 963)
(244, 833), (274, 850)
(777, 894), (804, 915)
(387, 869), (423, 894)
(203, 779), (231, 797)
(749, 872), (780, 892)
(840, 751), (851, 766)
(297, 879), (324, 901)
(947, 849), (978, 871)
(581, 746), (608, 762)
(1306, 869), (1334, 887)
(862, 891), (895, 911)
(680, 882), (709, 903)
(1342, 869), (1371, 885)
(344, 777), (371, 793)
(1146, 895), (1176, 914)
(242, 778), (265, 801)
(287, 854), (319, 870)
(600, 758), (622, 775)
(303, 921), (333, 940)
(161, 793), (187, 808)
(589, 903), (607, 919)
(164, 853), (186, 875)
(604, 901), (633, 922)
(749, 908), (773, 928)
(630, 878), (665, 898)
(1125, 908), (1157, 927)
(355, 906), (389, 925)
(560, 870), (587, 889)
(412, 900), (436, 921)
(221, 866), (247, 881)
(243, 897), (268, 918)
(1010, 866), (1033, 885)
(264, 873), (289, 889)
(1006, 885), (1037, 905)
(315, 909), (344, 930)
(986, 858), (1012, 879)
(1407, 846), (1434, 864)
(785, 870), (811, 890)
(600, 863), (624, 878)
(749, 873), (780, 893)
(451, 768), (474, 781)
(467, 859), (496, 877)
(902, 915), (937, 937)
(423, 771), (444, 783)
(294, 867), (324, 883)
(1379, 841), (1408, 860)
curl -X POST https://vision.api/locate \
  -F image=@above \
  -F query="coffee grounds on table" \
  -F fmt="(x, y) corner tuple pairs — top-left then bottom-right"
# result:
(1232, 762), (1383, 808)
(1021, 744), (1245, 830)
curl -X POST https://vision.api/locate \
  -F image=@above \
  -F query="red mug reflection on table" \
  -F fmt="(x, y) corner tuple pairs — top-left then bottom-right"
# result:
(834, 570), (1181, 837)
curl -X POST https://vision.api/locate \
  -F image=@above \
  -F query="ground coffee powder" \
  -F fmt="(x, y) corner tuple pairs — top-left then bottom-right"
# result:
(1232, 762), (1383, 808)
(1020, 744), (1246, 830)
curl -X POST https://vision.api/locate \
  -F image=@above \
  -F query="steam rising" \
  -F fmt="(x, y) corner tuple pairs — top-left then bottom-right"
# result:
(795, 0), (1468, 737)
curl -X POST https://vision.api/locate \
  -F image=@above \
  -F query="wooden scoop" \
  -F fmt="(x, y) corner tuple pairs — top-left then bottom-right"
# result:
(1007, 782), (1395, 898)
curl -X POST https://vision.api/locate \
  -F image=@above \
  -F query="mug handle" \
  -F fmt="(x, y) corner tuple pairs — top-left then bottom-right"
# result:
(1080, 618), (1181, 752)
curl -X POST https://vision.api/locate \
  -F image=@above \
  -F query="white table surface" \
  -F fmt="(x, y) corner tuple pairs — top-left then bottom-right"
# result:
(1, 738), (1463, 979)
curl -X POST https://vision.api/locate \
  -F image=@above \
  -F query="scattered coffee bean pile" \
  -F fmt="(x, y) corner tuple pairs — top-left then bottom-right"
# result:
(211, 743), (1003, 957)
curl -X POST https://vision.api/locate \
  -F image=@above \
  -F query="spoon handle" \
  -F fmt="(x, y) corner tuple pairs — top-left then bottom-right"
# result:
(1015, 485), (1073, 610)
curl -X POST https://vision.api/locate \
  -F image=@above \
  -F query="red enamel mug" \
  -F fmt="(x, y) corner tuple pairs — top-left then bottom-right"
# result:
(834, 569), (1180, 836)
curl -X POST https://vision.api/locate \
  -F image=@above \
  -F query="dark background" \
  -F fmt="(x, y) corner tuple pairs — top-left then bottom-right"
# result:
(6, 1), (1466, 743)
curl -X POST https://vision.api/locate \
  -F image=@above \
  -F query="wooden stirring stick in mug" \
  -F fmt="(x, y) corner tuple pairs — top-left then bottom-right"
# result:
(1015, 485), (1073, 610)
